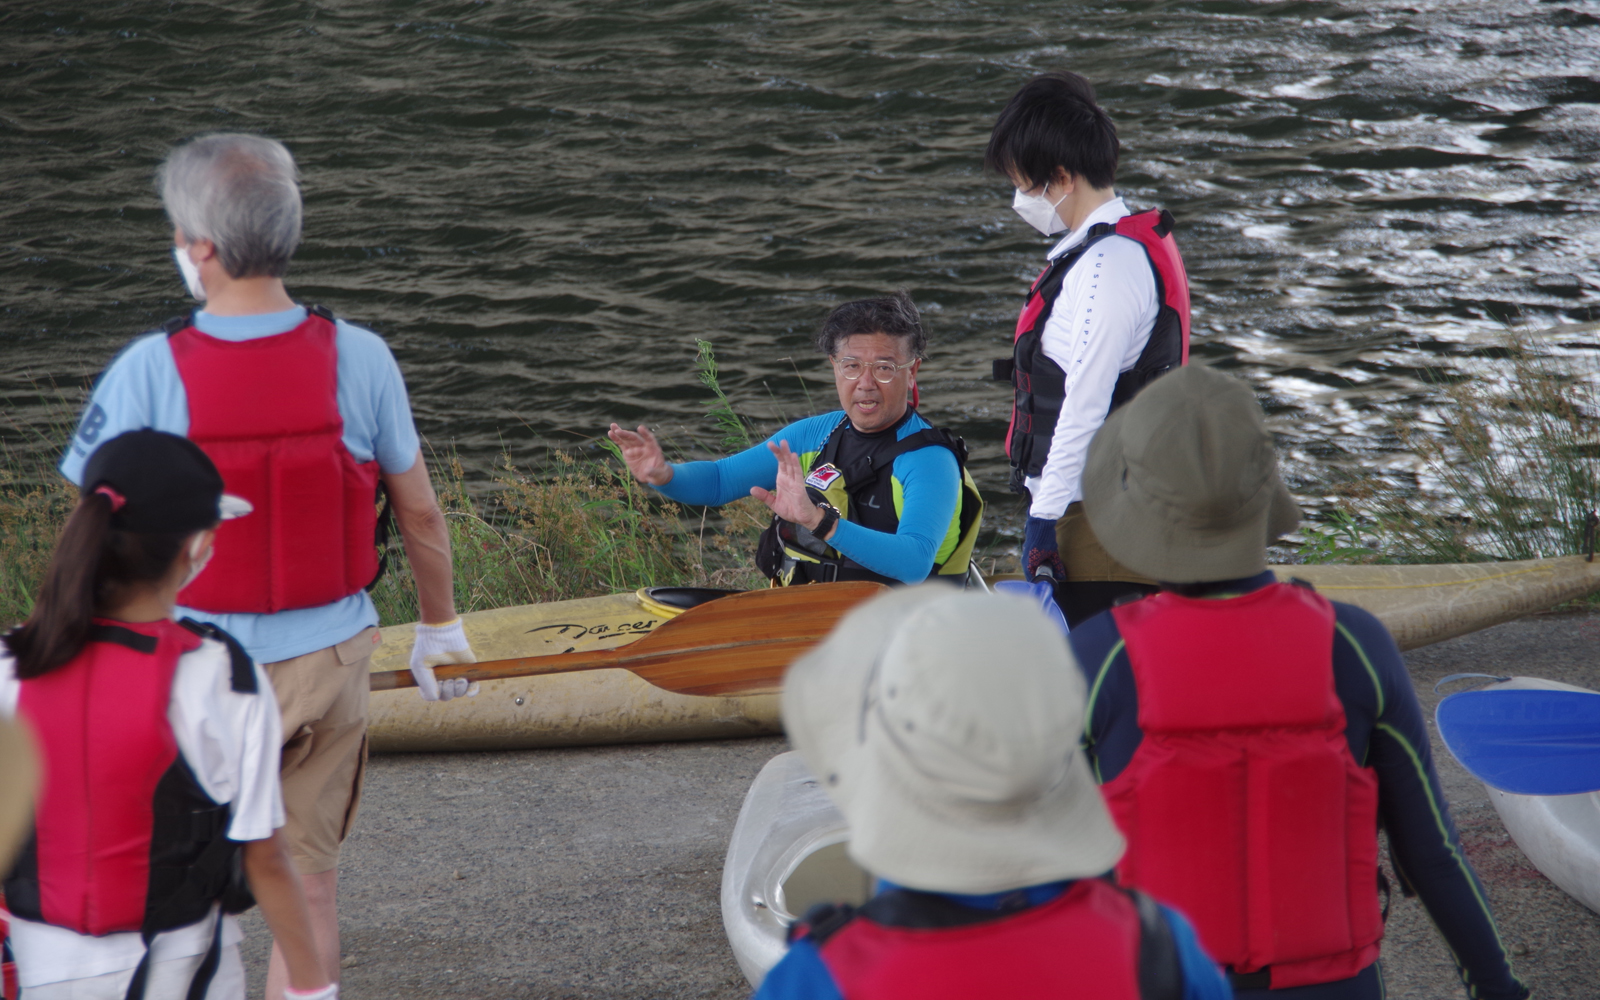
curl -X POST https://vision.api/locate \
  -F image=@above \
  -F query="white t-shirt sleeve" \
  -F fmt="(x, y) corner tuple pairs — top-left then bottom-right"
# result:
(0, 653), (17, 716)
(1028, 235), (1158, 520)
(169, 641), (285, 841)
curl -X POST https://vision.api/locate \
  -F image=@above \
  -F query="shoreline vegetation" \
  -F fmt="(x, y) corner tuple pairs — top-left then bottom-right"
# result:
(2, 336), (1595, 628)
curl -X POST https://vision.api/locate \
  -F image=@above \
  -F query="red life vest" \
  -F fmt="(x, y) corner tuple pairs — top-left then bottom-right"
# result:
(1104, 583), (1383, 989)
(803, 880), (1177, 1000)
(994, 208), (1191, 494)
(168, 308), (381, 614)
(3, 620), (251, 940)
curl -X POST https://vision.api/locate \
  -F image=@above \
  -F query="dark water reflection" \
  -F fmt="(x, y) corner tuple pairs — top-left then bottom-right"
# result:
(3, 1), (1598, 547)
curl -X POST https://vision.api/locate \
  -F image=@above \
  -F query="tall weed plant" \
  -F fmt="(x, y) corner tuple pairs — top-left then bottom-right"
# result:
(695, 338), (754, 453)
(1305, 335), (1600, 564)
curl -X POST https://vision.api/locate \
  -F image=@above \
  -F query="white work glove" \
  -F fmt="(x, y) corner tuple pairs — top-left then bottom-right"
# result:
(284, 985), (339, 1000)
(410, 619), (479, 702)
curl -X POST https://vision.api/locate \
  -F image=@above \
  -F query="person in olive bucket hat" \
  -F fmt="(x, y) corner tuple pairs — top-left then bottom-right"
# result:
(754, 586), (1232, 1000)
(1067, 365), (1528, 1000)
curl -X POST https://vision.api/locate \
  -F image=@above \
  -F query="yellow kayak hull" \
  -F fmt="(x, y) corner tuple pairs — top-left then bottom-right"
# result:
(368, 556), (1600, 752)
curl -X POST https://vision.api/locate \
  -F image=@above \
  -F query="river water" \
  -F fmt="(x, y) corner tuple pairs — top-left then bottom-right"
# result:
(4, 1), (1598, 543)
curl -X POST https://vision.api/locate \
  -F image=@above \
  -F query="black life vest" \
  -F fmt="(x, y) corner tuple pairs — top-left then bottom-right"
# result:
(755, 412), (983, 586)
(789, 880), (1183, 1000)
(4, 618), (258, 1000)
(993, 208), (1191, 494)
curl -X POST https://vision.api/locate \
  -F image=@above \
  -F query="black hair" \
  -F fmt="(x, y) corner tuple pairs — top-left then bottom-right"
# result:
(984, 71), (1119, 191)
(814, 291), (927, 360)
(3, 493), (192, 679)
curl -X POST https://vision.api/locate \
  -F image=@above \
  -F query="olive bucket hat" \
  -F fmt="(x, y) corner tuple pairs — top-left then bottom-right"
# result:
(1081, 365), (1300, 584)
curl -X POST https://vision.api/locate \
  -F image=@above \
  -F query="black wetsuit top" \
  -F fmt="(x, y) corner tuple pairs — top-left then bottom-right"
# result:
(1068, 571), (1529, 1000)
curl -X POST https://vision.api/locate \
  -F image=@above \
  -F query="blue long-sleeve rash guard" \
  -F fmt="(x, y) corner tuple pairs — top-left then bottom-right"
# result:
(1069, 571), (1529, 1000)
(654, 410), (959, 585)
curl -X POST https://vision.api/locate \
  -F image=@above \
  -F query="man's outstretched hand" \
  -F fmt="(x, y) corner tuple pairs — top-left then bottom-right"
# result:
(750, 441), (835, 540)
(608, 423), (673, 486)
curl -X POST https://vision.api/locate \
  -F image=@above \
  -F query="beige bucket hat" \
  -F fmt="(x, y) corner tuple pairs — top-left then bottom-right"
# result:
(782, 587), (1125, 895)
(1082, 365), (1300, 584)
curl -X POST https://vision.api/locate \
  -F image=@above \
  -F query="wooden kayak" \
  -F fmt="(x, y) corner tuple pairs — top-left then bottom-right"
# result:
(370, 555), (1600, 753)
(1276, 555), (1600, 651)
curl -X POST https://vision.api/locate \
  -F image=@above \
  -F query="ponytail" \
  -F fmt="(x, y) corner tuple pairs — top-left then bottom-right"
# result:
(3, 493), (190, 679)
(5, 492), (115, 678)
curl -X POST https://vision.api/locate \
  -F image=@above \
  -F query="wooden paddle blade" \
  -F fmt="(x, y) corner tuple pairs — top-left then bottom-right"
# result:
(368, 581), (888, 696)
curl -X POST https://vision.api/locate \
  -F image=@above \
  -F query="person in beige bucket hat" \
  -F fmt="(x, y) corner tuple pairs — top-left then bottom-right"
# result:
(1068, 365), (1528, 1000)
(757, 586), (1230, 1000)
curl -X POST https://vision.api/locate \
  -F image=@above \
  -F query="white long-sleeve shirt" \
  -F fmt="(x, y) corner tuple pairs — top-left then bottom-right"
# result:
(1024, 196), (1158, 520)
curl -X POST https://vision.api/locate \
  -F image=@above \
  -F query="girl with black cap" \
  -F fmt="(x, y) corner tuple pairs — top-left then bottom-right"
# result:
(0, 430), (335, 1000)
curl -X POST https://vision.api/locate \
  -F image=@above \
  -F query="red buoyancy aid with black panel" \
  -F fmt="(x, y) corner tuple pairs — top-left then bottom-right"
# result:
(1103, 583), (1384, 989)
(793, 879), (1182, 1000)
(168, 306), (381, 614)
(3, 618), (256, 995)
(994, 208), (1191, 494)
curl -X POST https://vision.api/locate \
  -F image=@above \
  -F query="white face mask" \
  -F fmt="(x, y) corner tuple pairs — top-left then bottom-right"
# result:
(173, 245), (207, 301)
(1012, 186), (1070, 236)
(179, 535), (214, 591)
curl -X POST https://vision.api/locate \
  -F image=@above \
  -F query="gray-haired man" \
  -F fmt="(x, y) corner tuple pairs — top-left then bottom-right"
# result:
(59, 133), (475, 999)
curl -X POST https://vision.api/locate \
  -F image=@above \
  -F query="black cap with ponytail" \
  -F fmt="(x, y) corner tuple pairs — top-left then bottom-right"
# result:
(5, 429), (231, 678)
(3, 493), (189, 679)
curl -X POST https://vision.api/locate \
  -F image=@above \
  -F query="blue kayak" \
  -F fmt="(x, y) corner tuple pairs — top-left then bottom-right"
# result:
(1436, 686), (1600, 796)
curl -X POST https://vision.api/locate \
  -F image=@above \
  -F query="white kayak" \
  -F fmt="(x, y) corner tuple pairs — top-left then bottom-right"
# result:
(1474, 676), (1600, 914)
(720, 751), (869, 988)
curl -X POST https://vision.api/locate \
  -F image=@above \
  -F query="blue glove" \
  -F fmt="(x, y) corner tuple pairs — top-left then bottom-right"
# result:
(1023, 515), (1067, 583)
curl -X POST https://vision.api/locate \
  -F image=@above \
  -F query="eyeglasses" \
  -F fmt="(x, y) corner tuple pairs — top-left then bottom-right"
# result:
(833, 357), (916, 383)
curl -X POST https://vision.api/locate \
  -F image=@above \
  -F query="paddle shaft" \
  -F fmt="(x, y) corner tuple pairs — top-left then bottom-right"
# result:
(370, 637), (812, 692)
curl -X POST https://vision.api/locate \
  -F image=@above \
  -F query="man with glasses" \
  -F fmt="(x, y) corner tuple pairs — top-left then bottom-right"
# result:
(609, 292), (982, 586)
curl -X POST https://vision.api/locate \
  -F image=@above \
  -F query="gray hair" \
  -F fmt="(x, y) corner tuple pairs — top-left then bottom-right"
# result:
(158, 134), (302, 278)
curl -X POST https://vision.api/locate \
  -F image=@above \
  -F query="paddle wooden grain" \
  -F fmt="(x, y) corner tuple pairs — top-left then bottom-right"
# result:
(369, 581), (888, 697)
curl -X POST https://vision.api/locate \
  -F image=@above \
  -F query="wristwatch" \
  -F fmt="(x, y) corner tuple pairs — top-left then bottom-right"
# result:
(813, 502), (841, 539)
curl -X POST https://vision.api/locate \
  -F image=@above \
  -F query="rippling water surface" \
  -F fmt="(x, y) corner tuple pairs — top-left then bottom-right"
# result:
(4, 1), (1598, 543)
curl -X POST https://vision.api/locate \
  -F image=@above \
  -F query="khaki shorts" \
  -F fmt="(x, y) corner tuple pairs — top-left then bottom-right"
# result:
(262, 626), (381, 875)
(1056, 502), (1157, 585)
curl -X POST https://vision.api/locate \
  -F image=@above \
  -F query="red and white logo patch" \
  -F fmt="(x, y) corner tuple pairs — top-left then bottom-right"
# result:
(804, 463), (843, 490)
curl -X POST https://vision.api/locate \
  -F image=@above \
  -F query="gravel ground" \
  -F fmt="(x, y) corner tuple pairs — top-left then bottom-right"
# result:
(239, 609), (1600, 999)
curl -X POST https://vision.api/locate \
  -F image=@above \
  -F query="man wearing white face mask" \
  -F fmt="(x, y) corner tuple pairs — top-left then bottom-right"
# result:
(986, 71), (1194, 628)
(59, 133), (475, 1000)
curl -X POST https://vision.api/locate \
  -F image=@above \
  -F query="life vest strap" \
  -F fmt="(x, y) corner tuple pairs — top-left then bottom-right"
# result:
(86, 624), (158, 654)
(177, 619), (258, 694)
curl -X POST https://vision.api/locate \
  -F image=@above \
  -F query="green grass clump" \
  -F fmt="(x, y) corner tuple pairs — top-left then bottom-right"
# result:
(0, 463), (78, 627)
(0, 441), (768, 631)
(1302, 334), (1600, 565)
(368, 446), (767, 626)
